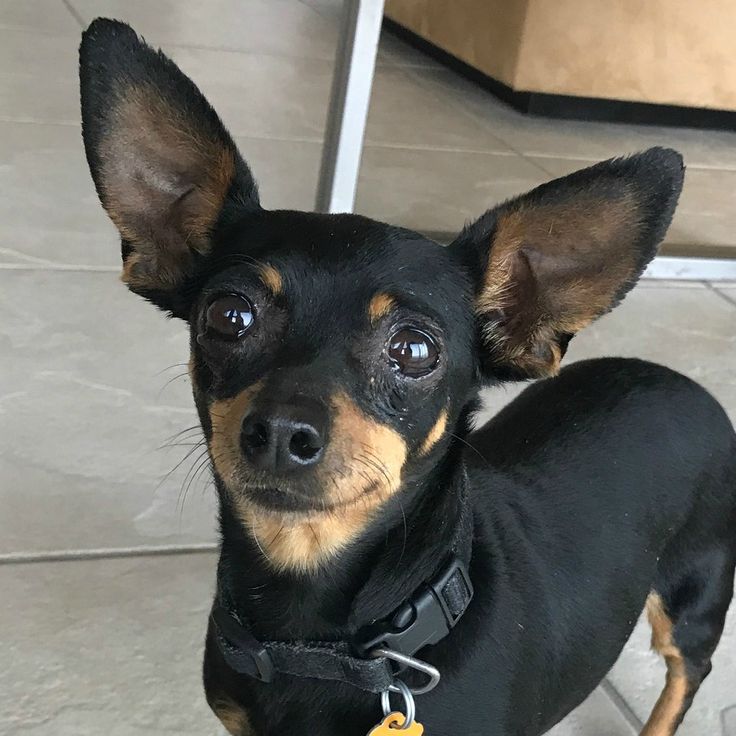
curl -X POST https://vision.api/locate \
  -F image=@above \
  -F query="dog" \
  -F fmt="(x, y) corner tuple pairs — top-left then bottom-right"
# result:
(79, 19), (736, 736)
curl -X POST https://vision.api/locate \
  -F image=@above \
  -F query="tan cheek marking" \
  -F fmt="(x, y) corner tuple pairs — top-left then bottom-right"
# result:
(208, 382), (264, 488)
(210, 695), (253, 736)
(244, 392), (408, 573)
(419, 409), (448, 455)
(641, 592), (690, 736)
(368, 292), (395, 324)
(259, 264), (283, 296)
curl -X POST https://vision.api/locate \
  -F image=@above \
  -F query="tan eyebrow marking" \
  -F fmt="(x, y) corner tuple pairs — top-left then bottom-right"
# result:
(368, 292), (396, 324)
(259, 264), (283, 296)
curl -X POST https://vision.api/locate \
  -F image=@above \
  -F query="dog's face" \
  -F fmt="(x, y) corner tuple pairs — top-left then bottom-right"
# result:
(80, 19), (684, 571)
(188, 213), (476, 569)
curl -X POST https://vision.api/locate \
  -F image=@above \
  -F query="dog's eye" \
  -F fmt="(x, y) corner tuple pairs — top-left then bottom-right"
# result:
(205, 295), (254, 339)
(387, 328), (439, 377)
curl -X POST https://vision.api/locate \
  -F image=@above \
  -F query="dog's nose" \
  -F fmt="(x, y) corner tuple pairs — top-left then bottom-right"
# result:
(241, 396), (327, 473)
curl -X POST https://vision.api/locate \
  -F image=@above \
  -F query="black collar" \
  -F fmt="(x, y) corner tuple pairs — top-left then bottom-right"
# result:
(210, 473), (474, 694)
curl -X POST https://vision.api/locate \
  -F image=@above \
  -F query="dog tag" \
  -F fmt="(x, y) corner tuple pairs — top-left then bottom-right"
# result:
(367, 712), (424, 735)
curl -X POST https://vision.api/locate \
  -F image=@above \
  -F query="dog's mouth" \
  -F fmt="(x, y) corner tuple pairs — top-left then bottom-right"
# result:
(244, 485), (326, 514)
(239, 478), (384, 516)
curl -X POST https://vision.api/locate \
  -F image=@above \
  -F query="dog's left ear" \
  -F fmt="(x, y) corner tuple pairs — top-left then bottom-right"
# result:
(451, 147), (684, 380)
(79, 18), (259, 314)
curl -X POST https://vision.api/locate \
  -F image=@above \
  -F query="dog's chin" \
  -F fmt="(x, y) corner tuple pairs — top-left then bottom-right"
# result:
(243, 485), (328, 515)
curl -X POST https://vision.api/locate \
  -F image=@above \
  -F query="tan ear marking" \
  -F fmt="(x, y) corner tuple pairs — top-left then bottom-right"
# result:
(259, 264), (283, 296)
(102, 85), (237, 292)
(474, 195), (642, 378)
(368, 292), (396, 324)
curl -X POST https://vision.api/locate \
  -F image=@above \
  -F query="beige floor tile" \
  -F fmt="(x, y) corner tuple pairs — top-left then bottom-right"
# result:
(0, 270), (218, 555)
(168, 46), (511, 152)
(297, 0), (342, 23)
(406, 67), (736, 169)
(713, 285), (736, 305)
(169, 46), (331, 141)
(0, 0), (80, 35)
(0, 553), (221, 734)
(69, 0), (339, 59)
(356, 147), (547, 232)
(562, 284), (736, 422)
(0, 27), (80, 78)
(530, 156), (736, 248)
(0, 121), (115, 264)
(0, 27), (82, 124)
(0, 73), (80, 125)
(547, 689), (635, 736)
(236, 136), (322, 211)
(365, 66), (512, 152)
(378, 30), (444, 69)
(405, 68), (648, 161)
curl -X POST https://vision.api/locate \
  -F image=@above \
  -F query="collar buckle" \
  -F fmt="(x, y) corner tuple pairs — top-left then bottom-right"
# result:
(355, 555), (474, 661)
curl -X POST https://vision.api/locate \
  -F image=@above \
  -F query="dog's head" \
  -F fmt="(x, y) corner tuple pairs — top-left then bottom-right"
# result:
(80, 19), (684, 571)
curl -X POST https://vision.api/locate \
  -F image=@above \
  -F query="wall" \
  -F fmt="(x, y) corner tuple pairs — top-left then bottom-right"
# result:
(384, 0), (736, 111)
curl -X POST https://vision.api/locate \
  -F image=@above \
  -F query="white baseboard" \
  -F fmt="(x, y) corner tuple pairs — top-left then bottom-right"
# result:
(643, 256), (736, 281)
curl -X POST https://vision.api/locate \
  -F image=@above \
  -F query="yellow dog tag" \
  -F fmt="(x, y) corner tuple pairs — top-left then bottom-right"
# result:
(367, 712), (424, 735)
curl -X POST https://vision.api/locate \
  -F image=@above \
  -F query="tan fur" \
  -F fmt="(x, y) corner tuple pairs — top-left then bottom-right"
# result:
(208, 387), (408, 572)
(259, 264), (283, 296)
(100, 85), (236, 291)
(368, 292), (396, 324)
(475, 195), (641, 377)
(419, 409), (448, 455)
(210, 694), (253, 736)
(209, 382), (265, 489)
(640, 592), (690, 736)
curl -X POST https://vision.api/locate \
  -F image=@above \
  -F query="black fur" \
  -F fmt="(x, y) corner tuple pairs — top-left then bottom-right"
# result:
(79, 19), (736, 736)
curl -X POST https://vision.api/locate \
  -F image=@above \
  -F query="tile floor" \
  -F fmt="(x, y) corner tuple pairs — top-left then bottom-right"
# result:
(1, 1), (735, 734)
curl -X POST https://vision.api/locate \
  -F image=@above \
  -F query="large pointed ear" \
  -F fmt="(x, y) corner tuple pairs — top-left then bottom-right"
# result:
(451, 148), (684, 380)
(79, 19), (259, 314)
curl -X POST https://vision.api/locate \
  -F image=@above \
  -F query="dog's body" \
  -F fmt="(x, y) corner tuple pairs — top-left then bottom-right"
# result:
(204, 358), (736, 735)
(79, 19), (736, 736)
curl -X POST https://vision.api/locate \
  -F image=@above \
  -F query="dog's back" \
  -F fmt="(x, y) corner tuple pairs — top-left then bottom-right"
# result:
(466, 357), (736, 734)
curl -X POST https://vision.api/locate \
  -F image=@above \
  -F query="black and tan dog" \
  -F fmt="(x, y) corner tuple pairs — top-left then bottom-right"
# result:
(80, 19), (736, 736)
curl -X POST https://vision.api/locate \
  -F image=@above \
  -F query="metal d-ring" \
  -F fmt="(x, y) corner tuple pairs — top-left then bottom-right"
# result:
(381, 679), (416, 730)
(372, 647), (441, 696)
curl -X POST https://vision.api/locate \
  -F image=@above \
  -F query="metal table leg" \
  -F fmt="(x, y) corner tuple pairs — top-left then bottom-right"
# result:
(315, 0), (385, 214)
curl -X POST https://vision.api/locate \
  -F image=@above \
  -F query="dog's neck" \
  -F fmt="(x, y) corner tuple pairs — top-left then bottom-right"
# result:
(214, 448), (469, 643)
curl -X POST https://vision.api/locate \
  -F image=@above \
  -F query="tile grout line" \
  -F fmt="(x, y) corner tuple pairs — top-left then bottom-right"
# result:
(399, 67), (561, 172)
(60, 0), (85, 29)
(0, 543), (219, 566)
(599, 677), (644, 734)
(400, 66), (519, 157)
(705, 281), (736, 309)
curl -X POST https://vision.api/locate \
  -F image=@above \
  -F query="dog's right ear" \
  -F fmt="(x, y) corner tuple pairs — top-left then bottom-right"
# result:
(80, 18), (259, 315)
